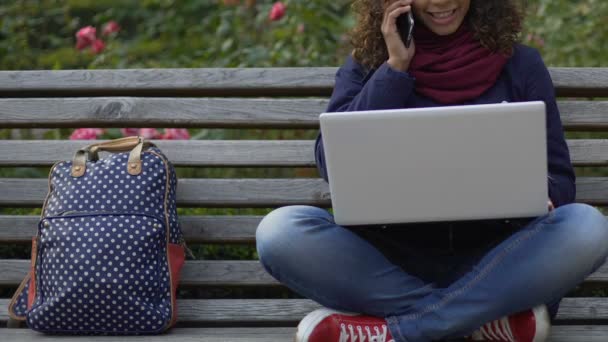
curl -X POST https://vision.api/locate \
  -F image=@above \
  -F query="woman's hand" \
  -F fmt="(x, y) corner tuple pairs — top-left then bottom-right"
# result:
(548, 200), (555, 212)
(382, 0), (416, 72)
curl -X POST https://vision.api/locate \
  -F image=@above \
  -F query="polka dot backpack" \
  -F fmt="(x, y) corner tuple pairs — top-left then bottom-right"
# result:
(8, 136), (187, 334)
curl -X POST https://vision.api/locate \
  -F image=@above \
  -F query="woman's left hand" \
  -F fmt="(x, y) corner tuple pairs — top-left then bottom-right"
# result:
(548, 200), (555, 212)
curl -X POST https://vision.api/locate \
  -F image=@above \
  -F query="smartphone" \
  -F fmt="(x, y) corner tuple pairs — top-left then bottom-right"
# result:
(396, 11), (415, 48)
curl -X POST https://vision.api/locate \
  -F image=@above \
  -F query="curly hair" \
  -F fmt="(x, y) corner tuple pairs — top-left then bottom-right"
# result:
(350, 0), (524, 69)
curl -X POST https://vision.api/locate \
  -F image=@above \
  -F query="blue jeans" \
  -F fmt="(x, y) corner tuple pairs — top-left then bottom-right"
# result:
(256, 203), (608, 342)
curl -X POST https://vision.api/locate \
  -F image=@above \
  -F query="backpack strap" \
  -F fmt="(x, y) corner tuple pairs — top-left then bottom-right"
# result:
(71, 136), (155, 177)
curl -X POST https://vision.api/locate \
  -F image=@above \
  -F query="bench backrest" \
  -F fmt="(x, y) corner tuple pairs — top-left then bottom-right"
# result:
(1, 67), (608, 327)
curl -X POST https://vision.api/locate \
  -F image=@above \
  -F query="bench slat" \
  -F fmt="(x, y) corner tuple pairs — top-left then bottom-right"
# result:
(0, 298), (606, 323)
(0, 178), (331, 208)
(0, 215), (261, 243)
(0, 260), (278, 287)
(0, 139), (606, 167)
(0, 327), (606, 342)
(0, 68), (607, 97)
(1, 98), (607, 130)
(560, 101), (608, 131)
(0, 68), (336, 97)
(1, 259), (607, 287)
(1, 177), (607, 208)
(0, 140), (317, 167)
(0, 98), (322, 129)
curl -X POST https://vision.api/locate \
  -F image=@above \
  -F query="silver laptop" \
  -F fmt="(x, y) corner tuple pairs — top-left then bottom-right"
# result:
(319, 101), (548, 226)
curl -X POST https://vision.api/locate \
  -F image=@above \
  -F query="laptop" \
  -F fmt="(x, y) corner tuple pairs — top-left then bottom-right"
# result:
(319, 101), (548, 226)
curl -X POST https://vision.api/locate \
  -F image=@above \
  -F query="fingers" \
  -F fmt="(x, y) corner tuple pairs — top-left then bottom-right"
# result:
(382, 0), (413, 24)
(381, 0), (416, 71)
(381, 0), (413, 37)
(383, 0), (413, 13)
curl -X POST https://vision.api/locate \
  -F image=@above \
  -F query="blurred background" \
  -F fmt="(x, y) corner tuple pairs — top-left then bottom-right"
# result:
(1, 0), (607, 71)
(0, 0), (607, 299)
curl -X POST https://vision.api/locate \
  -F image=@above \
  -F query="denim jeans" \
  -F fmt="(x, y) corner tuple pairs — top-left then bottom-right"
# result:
(256, 203), (608, 342)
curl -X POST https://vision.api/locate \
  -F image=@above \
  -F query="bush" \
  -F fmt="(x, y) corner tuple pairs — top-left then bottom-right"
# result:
(1, 1), (606, 70)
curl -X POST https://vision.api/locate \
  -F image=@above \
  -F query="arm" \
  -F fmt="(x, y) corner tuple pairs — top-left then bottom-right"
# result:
(315, 55), (415, 182)
(524, 50), (576, 207)
(326, 54), (415, 113)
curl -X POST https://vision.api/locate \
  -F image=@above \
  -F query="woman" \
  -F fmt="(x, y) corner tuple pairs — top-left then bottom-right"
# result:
(256, 0), (608, 341)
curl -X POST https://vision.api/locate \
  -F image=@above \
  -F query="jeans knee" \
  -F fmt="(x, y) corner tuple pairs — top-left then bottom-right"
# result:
(557, 203), (608, 237)
(256, 205), (329, 269)
(555, 203), (608, 263)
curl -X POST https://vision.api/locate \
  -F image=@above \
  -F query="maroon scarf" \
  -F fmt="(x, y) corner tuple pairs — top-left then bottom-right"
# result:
(409, 24), (508, 104)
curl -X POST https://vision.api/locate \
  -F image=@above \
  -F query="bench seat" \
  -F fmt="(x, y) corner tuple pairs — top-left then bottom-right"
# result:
(1, 67), (608, 341)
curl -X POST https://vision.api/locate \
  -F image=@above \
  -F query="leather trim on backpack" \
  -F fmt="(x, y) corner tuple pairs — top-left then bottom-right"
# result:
(8, 235), (38, 321)
(8, 272), (31, 321)
(28, 237), (38, 309)
(149, 151), (179, 330)
(12, 162), (61, 321)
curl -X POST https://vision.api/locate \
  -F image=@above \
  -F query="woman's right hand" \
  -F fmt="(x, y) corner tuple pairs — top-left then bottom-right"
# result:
(382, 0), (416, 72)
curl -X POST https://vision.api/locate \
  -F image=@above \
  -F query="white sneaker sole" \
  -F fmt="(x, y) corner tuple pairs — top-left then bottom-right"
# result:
(295, 308), (359, 342)
(533, 305), (551, 342)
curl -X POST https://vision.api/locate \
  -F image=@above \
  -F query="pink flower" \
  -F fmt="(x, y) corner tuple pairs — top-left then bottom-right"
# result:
(76, 39), (90, 50)
(69, 128), (104, 140)
(91, 39), (105, 54)
(161, 129), (190, 140)
(139, 128), (162, 139)
(75, 26), (97, 50)
(102, 21), (121, 36)
(120, 128), (140, 137)
(269, 2), (286, 21)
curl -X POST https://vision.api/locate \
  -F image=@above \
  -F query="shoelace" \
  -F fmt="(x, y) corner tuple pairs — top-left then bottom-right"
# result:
(473, 317), (515, 341)
(339, 323), (394, 342)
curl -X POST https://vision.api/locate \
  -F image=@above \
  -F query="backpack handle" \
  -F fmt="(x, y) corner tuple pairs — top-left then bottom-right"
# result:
(71, 136), (154, 177)
(87, 136), (155, 161)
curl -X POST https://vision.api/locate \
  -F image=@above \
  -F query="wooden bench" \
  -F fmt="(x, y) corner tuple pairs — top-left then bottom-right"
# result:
(0, 67), (608, 341)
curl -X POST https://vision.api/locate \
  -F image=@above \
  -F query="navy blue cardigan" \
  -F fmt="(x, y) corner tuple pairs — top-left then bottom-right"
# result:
(316, 44), (576, 208)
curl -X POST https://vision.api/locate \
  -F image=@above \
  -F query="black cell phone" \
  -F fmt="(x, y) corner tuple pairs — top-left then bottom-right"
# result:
(396, 11), (415, 48)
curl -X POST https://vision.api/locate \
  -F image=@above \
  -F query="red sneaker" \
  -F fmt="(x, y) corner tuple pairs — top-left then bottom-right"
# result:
(468, 305), (550, 342)
(296, 308), (395, 342)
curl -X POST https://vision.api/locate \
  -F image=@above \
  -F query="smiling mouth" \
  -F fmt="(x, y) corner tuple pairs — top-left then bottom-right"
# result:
(428, 9), (457, 19)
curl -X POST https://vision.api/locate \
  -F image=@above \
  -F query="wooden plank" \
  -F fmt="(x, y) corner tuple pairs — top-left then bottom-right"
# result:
(550, 68), (608, 97)
(556, 297), (608, 321)
(587, 262), (608, 283)
(1, 177), (608, 208)
(0, 298), (607, 324)
(0, 140), (317, 167)
(0, 139), (606, 167)
(0, 328), (297, 342)
(567, 140), (608, 166)
(0, 98), (323, 129)
(1, 258), (608, 288)
(0, 327), (607, 342)
(1, 98), (607, 130)
(0, 215), (261, 244)
(560, 101), (608, 131)
(0, 68), (337, 97)
(0, 260), (278, 287)
(0, 178), (333, 208)
(549, 326), (608, 342)
(0, 68), (607, 97)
